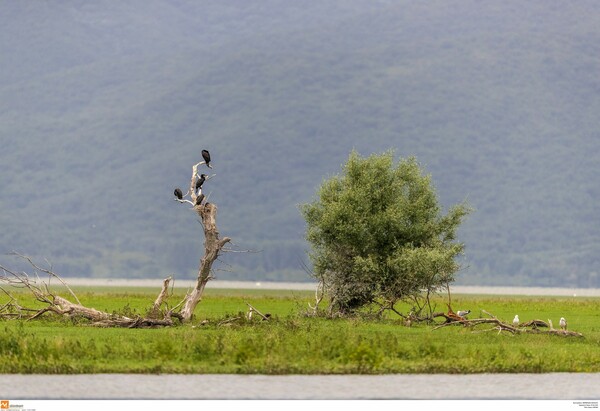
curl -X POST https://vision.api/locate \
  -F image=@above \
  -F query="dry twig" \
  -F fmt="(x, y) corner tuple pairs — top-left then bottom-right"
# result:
(245, 302), (270, 321)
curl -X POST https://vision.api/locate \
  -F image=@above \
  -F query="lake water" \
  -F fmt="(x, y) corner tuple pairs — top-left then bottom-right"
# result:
(2, 373), (599, 399)
(65, 278), (600, 297)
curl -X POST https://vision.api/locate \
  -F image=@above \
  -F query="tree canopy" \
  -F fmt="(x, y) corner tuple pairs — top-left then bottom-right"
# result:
(301, 151), (471, 315)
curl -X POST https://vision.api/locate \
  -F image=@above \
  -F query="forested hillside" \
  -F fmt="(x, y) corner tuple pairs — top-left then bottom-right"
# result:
(1, 1), (599, 287)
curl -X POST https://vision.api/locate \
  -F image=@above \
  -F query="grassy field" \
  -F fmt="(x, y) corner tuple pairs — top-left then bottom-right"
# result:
(1, 286), (599, 374)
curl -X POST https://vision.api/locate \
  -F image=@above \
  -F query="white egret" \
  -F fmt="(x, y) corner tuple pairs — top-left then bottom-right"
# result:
(560, 317), (567, 331)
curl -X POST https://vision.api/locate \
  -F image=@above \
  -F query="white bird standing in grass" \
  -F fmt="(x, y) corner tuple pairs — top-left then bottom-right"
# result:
(513, 315), (520, 327)
(457, 310), (471, 318)
(247, 307), (254, 321)
(560, 317), (567, 331)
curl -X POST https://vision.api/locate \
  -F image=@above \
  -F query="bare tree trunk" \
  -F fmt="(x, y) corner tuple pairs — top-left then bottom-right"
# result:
(53, 295), (116, 321)
(179, 203), (230, 321)
(172, 148), (231, 324)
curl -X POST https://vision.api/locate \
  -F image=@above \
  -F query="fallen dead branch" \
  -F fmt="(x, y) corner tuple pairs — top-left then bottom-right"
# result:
(149, 276), (172, 318)
(218, 316), (241, 327)
(432, 309), (584, 337)
(0, 253), (183, 328)
(8, 251), (82, 305)
(92, 317), (175, 328)
(245, 302), (270, 321)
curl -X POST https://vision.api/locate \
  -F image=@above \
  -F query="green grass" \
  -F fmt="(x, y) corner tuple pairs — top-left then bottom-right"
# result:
(1, 288), (599, 374)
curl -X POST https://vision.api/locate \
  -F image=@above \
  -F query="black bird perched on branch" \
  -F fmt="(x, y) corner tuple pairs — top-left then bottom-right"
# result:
(195, 193), (205, 206)
(174, 188), (183, 200)
(202, 150), (212, 168)
(195, 174), (206, 195)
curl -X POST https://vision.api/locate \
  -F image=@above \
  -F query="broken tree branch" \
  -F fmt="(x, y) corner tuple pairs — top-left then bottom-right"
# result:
(9, 251), (82, 305)
(307, 279), (324, 315)
(432, 310), (584, 337)
(245, 302), (270, 321)
(1, 255), (181, 328)
(150, 276), (172, 318)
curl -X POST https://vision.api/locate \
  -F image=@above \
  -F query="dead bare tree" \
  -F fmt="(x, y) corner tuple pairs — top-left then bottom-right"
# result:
(0, 155), (232, 326)
(173, 157), (231, 321)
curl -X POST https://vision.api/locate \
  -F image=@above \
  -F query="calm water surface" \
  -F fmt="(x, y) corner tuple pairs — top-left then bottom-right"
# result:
(2, 374), (599, 399)
(66, 278), (600, 297)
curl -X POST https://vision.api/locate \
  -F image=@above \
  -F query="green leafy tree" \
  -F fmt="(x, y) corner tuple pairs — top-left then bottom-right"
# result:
(301, 151), (471, 316)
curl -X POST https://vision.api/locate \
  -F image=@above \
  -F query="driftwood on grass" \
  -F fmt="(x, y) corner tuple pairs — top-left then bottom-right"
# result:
(432, 309), (583, 337)
(0, 253), (181, 328)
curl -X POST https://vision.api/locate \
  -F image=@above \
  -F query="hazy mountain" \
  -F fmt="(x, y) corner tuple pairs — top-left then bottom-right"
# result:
(1, 1), (599, 287)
